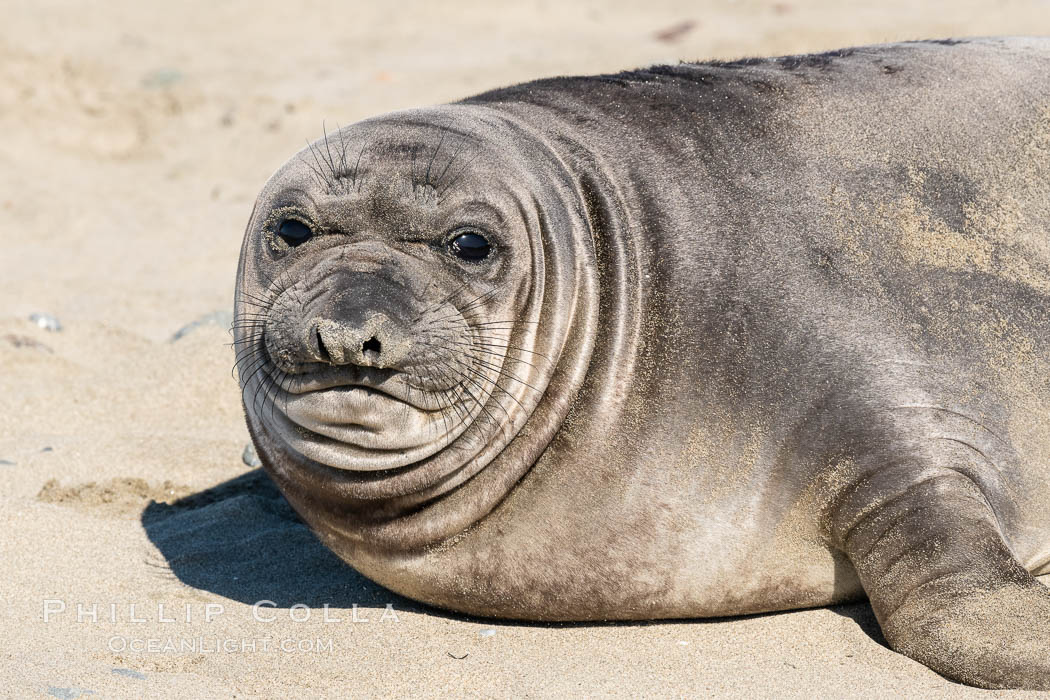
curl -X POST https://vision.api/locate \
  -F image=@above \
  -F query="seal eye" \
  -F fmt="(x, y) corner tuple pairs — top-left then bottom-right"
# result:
(277, 218), (313, 247)
(449, 231), (491, 262)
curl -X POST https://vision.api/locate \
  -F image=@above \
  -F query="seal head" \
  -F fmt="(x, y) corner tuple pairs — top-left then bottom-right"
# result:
(235, 107), (598, 548)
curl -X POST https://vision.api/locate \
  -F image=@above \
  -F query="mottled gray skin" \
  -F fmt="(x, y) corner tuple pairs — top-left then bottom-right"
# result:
(235, 38), (1050, 689)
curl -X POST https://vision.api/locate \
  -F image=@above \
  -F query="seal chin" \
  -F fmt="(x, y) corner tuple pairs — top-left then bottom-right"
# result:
(260, 379), (473, 472)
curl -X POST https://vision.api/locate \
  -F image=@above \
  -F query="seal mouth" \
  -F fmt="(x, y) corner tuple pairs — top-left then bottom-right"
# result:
(249, 358), (476, 471)
(282, 364), (462, 410)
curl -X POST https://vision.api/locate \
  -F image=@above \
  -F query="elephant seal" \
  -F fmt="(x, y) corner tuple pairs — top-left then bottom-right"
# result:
(235, 37), (1050, 689)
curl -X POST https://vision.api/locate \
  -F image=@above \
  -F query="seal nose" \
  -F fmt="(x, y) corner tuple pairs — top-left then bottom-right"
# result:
(361, 335), (382, 357)
(313, 313), (409, 369)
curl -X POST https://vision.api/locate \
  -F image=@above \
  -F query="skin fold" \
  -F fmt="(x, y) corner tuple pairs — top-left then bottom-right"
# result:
(235, 38), (1050, 689)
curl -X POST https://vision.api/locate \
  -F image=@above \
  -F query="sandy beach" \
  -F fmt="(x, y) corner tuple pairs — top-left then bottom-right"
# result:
(4, 0), (1050, 696)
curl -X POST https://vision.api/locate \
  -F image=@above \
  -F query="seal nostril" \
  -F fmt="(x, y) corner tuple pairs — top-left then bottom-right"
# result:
(316, 328), (331, 363)
(362, 336), (382, 356)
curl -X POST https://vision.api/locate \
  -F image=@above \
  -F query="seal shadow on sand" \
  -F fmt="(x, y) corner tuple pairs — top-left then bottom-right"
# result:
(140, 469), (412, 611)
(140, 470), (886, 643)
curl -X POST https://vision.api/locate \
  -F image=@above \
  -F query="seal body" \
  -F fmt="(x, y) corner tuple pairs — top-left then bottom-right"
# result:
(236, 38), (1050, 689)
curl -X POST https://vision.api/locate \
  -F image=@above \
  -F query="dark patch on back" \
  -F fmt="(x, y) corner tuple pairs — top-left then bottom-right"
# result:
(811, 245), (843, 280)
(642, 63), (722, 86)
(909, 167), (980, 232)
(776, 54), (832, 70)
(876, 260), (1050, 364)
(462, 62), (786, 146)
(777, 48), (856, 70)
(588, 75), (650, 88)
(636, 64), (786, 98)
(705, 47), (856, 72)
(902, 38), (968, 47)
(706, 56), (768, 70)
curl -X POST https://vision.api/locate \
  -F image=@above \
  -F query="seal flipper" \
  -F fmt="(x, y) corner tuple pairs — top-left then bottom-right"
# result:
(830, 466), (1050, 689)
